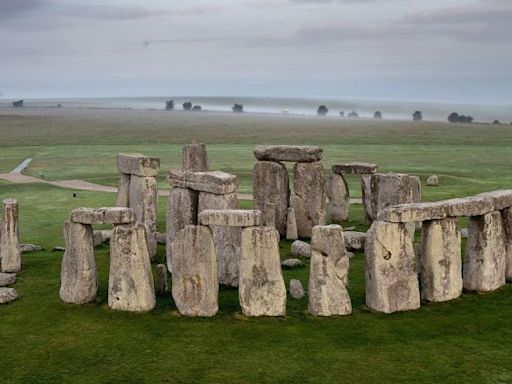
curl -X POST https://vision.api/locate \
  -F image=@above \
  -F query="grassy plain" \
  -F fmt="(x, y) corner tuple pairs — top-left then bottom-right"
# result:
(0, 108), (511, 383)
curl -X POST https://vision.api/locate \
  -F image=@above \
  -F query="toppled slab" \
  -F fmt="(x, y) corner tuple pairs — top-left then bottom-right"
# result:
(291, 240), (311, 258)
(343, 231), (366, 251)
(20, 244), (43, 253)
(254, 145), (322, 163)
(198, 209), (262, 227)
(0, 273), (16, 287)
(281, 258), (303, 268)
(332, 162), (378, 175)
(70, 207), (135, 225)
(117, 153), (160, 177)
(168, 170), (238, 194)
(0, 288), (18, 304)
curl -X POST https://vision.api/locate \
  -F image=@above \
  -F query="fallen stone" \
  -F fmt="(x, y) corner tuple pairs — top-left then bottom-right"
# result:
(500, 208), (512, 279)
(289, 279), (305, 299)
(199, 209), (262, 227)
(444, 196), (494, 217)
(427, 175), (439, 186)
(332, 162), (378, 175)
(327, 173), (349, 222)
(308, 225), (351, 316)
(115, 173), (130, 207)
(343, 231), (366, 251)
(168, 170), (238, 194)
(365, 220), (420, 313)
(286, 207), (298, 240)
(347, 251), (355, 259)
(254, 145), (323, 162)
(378, 201), (448, 223)
(281, 258), (303, 268)
(1, 199), (21, 273)
(53, 246), (66, 252)
(239, 226), (286, 316)
(0, 288), (18, 304)
(117, 153), (160, 177)
(0, 273), (16, 287)
(477, 190), (512, 211)
(20, 244), (43, 253)
(291, 240), (311, 258)
(171, 225), (218, 316)
(155, 264), (169, 295)
(182, 142), (208, 172)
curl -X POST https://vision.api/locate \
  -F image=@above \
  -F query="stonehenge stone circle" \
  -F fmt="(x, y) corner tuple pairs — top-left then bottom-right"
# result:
(183, 142), (208, 172)
(254, 145), (323, 163)
(1, 199), (21, 273)
(286, 207), (298, 240)
(327, 172), (349, 222)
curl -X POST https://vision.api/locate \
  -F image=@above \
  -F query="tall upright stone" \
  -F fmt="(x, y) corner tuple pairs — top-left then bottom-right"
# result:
(291, 161), (326, 238)
(171, 225), (218, 317)
(0, 199), (21, 273)
(286, 207), (298, 240)
(239, 226), (286, 316)
(327, 173), (349, 222)
(308, 225), (351, 316)
(59, 220), (97, 304)
(253, 161), (289, 236)
(182, 142), (208, 171)
(115, 173), (130, 207)
(420, 218), (462, 302)
(369, 173), (415, 222)
(463, 211), (506, 292)
(501, 207), (512, 279)
(361, 174), (373, 223)
(365, 220), (420, 313)
(108, 222), (156, 312)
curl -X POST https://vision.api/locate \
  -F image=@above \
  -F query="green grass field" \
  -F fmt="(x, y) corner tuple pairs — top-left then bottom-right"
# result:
(0, 108), (511, 383)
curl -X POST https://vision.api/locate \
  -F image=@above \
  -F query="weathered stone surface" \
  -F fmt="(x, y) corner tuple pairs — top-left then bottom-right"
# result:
(368, 173), (416, 222)
(254, 145), (323, 162)
(115, 173), (130, 207)
(286, 207), (298, 240)
(199, 192), (240, 287)
(156, 232), (166, 244)
(155, 264), (169, 295)
(168, 170), (238, 194)
(70, 207), (135, 225)
(171, 225), (218, 316)
(1, 199), (21, 273)
(253, 161), (289, 236)
(500, 208), (512, 279)
(332, 162), (378, 175)
(103, 207), (136, 225)
(263, 202), (276, 228)
(93, 230), (103, 247)
(443, 196), (494, 217)
(463, 211), (506, 292)
(198, 209), (262, 227)
(20, 244), (42, 252)
(289, 279), (305, 299)
(478, 190), (512, 211)
(182, 142), (208, 172)
(101, 230), (112, 243)
(59, 220), (97, 304)
(291, 240), (311, 258)
(0, 288), (18, 304)
(0, 273), (16, 287)
(365, 220), (420, 313)
(53, 246), (66, 252)
(309, 225), (352, 316)
(378, 202), (447, 223)
(239, 226), (286, 316)
(460, 228), (468, 239)
(290, 161), (326, 238)
(420, 218), (462, 302)
(427, 175), (439, 186)
(166, 187), (198, 272)
(281, 258), (303, 268)
(327, 173), (349, 222)
(347, 251), (355, 259)
(411, 176), (422, 204)
(117, 153), (160, 177)
(361, 174), (373, 223)
(344, 231), (366, 251)
(108, 222), (156, 312)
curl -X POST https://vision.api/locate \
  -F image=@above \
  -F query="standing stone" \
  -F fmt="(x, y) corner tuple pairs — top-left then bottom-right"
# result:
(420, 218), (462, 302)
(183, 142), (208, 171)
(199, 191), (240, 287)
(108, 223), (156, 312)
(155, 264), (169, 295)
(289, 279), (305, 299)
(291, 162), (326, 238)
(365, 220), (420, 313)
(166, 187), (198, 272)
(171, 225), (218, 317)
(369, 173), (415, 222)
(239, 226), (286, 316)
(463, 211), (506, 292)
(253, 161), (289, 236)
(264, 202), (276, 228)
(129, 175), (158, 260)
(501, 208), (512, 279)
(59, 220), (97, 304)
(1, 199), (21, 273)
(308, 225), (351, 316)
(286, 207), (298, 240)
(361, 174), (373, 223)
(115, 173), (130, 207)
(327, 173), (349, 222)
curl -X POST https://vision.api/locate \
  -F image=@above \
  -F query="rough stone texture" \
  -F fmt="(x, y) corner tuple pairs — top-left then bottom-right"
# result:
(289, 279), (305, 299)
(344, 231), (366, 251)
(0, 199), (21, 273)
(156, 232), (166, 244)
(0, 272), (16, 287)
(93, 230), (104, 247)
(199, 191), (240, 287)
(361, 174), (373, 223)
(117, 153), (160, 177)
(239, 226), (286, 316)
(103, 207), (136, 225)
(70, 208), (105, 225)
(128, 175), (158, 260)
(420, 218), (462, 302)
(254, 145), (323, 163)
(286, 207), (298, 240)
(108, 222), (156, 312)
(281, 258), (303, 268)
(327, 173), (349, 222)
(171, 225), (218, 316)
(347, 251), (355, 259)
(168, 170), (238, 194)
(444, 196), (494, 217)
(463, 211), (506, 292)
(291, 240), (311, 258)
(198, 209), (262, 227)
(411, 176), (422, 204)
(365, 220), (420, 313)
(500, 208), (512, 279)
(308, 225), (352, 316)
(478, 190), (512, 211)
(115, 173), (130, 207)
(101, 230), (112, 243)
(368, 173), (416, 223)
(20, 243), (43, 252)
(155, 264), (169, 295)
(332, 162), (378, 175)
(427, 175), (439, 186)
(166, 187), (198, 272)
(182, 142), (208, 172)
(460, 228), (468, 239)
(59, 220), (97, 304)
(378, 202), (448, 223)
(290, 161), (326, 238)
(253, 161), (289, 236)
(0, 288), (18, 304)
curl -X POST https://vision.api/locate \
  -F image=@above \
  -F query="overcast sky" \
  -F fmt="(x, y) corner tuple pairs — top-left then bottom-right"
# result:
(0, 0), (511, 103)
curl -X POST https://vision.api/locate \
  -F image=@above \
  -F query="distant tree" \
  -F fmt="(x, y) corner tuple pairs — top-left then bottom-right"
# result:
(165, 100), (174, 111)
(192, 105), (202, 111)
(448, 112), (459, 123)
(339, 111), (345, 117)
(374, 111), (383, 119)
(317, 105), (328, 116)
(232, 103), (244, 113)
(183, 102), (192, 111)
(493, 120), (501, 125)
(458, 115), (473, 123)
(12, 100), (24, 108)
(413, 111), (423, 121)
(348, 110), (359, 118)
